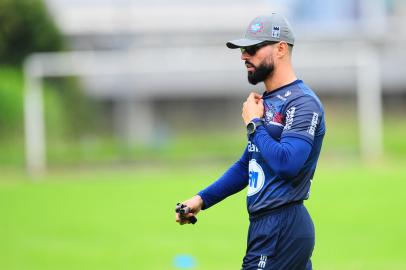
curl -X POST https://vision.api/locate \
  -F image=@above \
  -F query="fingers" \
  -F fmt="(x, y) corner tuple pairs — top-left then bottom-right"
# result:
(176, 213), (195, 225)
(175, 196), (203, 225)
(242, 101), (247, 119)
(176, 213), (188, 225)
(258, 98), (264, 108)
(242, 99), (263, 113)
(242, 101), (247, 110)
(248, 92), (261, 100)
(242, 97), (265, 125)
(247, 92), (262, 102)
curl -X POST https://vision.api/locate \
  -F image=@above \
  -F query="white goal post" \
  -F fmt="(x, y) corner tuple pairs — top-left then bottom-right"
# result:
(23, 45), (383, 175)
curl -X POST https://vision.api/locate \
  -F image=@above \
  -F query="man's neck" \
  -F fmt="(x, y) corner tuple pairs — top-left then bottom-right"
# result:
(264, 65), (297, 92)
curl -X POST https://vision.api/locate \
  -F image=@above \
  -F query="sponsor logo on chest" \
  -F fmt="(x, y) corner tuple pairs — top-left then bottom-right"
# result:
(248, 141), (259, 153)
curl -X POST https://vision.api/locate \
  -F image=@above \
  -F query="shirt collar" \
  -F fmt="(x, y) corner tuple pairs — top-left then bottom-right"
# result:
(262, 79), (302, 98)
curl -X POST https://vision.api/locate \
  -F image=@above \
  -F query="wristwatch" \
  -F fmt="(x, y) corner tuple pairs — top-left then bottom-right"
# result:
(247, 119), (264, 136)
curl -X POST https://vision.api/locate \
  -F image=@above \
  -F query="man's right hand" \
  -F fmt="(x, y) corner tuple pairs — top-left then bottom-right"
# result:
(242, 92), (264, 125)
(175, 195), (204, 225)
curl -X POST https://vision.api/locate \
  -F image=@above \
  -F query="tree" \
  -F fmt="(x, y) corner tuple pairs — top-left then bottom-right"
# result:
(0, 0), (63, 65)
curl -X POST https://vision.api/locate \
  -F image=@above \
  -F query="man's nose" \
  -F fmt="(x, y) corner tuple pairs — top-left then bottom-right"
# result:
(241, 52), (250, 61)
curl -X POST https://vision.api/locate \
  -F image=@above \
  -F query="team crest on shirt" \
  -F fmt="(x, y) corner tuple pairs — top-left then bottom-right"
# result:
(248, 159), (265, 196)
(272, 112), (284, 125)
(264, 103), (284, 125)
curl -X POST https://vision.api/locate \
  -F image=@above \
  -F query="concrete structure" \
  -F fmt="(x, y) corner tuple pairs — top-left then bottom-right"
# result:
(23, 0), (406, 173)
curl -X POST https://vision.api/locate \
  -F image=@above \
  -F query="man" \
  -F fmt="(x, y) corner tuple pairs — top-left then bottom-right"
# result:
(175, 13), (325, 270)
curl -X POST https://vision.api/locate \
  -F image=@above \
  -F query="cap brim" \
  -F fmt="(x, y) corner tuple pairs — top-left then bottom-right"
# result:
(226, 38), (263, 49)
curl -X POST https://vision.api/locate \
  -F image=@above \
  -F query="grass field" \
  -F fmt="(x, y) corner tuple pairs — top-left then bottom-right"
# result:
(1, 106), (405, 269)
(1, 157), (406, 270)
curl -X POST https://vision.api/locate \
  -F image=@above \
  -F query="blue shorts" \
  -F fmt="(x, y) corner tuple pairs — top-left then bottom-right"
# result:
(242, 202), (315, 270)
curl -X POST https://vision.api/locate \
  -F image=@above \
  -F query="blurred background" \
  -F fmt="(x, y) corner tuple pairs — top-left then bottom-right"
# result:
(0, 0), (405, 269)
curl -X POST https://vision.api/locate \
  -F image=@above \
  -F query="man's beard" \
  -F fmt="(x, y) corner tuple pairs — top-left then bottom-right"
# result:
(246, 60), (274, 85)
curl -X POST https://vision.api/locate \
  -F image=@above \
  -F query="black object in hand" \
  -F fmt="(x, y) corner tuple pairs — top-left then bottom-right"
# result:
(176, 203), (198, 224)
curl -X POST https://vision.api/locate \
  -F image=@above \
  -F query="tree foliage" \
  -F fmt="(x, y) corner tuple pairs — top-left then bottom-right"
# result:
(0, 0), (63, 65)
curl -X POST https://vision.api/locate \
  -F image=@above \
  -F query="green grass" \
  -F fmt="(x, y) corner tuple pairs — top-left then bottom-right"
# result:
(1, 159), (406, 270)
(2, 111), (406, 167)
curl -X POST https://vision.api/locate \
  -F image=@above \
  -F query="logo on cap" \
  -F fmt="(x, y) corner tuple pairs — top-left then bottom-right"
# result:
(249, 22), (264, 34)
(272, 25), (280, 38)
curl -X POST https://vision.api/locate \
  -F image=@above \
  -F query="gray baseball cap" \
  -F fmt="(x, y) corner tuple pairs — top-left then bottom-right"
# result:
(226, 13), (295, 49)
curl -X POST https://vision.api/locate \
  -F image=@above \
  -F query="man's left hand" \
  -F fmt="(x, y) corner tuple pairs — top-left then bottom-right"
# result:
(242, 92), (264, 125)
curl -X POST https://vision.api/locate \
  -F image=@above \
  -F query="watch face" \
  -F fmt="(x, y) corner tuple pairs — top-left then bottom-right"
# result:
(247, 122), (255, 134)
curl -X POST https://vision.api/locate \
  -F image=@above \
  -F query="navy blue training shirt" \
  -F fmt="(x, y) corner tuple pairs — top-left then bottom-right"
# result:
(198, 80), (326, 217)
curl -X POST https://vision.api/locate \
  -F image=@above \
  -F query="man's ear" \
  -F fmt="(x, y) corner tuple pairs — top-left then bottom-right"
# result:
(276, 42), (289, 58)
